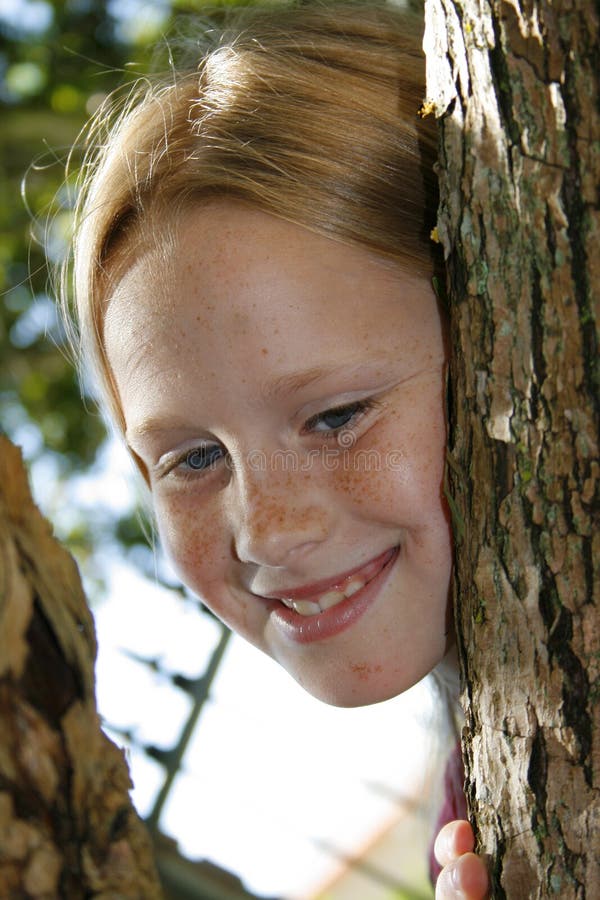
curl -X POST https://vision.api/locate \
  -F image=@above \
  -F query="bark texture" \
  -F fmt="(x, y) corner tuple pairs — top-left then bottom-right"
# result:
(423, 1), (599, 897)
(0, 436), (163, 898)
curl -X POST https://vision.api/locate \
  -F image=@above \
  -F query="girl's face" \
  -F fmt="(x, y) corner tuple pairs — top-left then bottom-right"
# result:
(104, 203), (453, 706)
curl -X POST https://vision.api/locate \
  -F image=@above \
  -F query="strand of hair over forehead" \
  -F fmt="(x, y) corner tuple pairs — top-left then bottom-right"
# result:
(71, 2), (423, 194)
(72, 0), (423, 208)
(59, 0), (431, 402)
(65, 8), (417, 280)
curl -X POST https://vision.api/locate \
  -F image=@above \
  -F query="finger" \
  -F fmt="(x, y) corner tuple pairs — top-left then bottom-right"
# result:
(435, 852), (489, 900)
(434, 819), (475, 867)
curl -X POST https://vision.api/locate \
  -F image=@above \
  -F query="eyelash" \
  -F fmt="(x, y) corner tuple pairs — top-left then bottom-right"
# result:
(301, 398), (377, 436)
(162, 443), (226, 480)
(162, 398), (377, 479)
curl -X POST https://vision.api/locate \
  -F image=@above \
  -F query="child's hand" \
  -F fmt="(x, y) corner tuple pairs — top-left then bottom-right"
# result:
(434, 820), (489, 899)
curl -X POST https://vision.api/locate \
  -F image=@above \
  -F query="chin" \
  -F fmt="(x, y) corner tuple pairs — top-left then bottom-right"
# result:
(293, 668), (424, 709)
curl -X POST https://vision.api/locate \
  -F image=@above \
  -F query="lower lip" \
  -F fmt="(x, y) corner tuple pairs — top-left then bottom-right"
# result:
(267, 546), (400, 644)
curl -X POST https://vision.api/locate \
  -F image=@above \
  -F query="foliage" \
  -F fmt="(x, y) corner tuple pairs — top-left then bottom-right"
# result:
(1, 2), (156, 556)
(0, 0), (266, 571)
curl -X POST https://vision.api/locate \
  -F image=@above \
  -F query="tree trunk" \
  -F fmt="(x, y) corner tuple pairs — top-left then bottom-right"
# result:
(0, 436), (163, 898)
(423, 1), (599, 897)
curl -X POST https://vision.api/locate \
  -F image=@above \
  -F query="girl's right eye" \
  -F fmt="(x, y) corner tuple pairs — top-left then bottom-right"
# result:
(185, 444), (224, 470)
(164, 443), (225, 477)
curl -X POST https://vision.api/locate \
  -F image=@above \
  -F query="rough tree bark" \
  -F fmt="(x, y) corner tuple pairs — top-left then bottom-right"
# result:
(423, 1), (599, 896)
(0, 436), (163, 898)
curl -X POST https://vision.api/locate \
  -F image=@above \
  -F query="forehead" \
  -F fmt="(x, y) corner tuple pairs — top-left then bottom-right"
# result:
(102, 203), (441, 426)
(104, 201), (418, 331)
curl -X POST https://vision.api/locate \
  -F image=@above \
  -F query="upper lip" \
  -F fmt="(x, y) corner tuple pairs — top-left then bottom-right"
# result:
(256, 547), (397, 601)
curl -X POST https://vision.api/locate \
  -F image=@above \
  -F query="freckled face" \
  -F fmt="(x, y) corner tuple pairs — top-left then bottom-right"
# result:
(104, 203), (453, 707)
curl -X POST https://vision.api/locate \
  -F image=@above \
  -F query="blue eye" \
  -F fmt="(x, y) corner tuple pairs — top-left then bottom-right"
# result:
(185, 444), (224, 471)
(303, 399), (374, 434)
(317, 406), (360, 430)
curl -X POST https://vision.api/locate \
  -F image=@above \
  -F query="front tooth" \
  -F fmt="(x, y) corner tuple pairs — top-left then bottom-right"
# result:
(319, 590), (346, 610)
(280, 597), (295, 609)
(344, 578), (365, 598)
(292, 599), (321, 616)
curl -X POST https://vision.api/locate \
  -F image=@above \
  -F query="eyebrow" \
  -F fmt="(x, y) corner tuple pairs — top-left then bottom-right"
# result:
(259, 364), (348, 403)
(126, 417), (192, 446)
(127, 362), (366, 445)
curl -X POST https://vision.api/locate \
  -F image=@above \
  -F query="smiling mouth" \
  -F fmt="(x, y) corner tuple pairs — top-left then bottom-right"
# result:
(263, 547), (398, 618)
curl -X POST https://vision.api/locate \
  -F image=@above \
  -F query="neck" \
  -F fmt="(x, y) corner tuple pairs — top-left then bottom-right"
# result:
(433, 642), (461, 705)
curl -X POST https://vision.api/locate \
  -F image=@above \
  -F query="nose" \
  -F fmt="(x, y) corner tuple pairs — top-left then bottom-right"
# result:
(227, 462), (331, 568)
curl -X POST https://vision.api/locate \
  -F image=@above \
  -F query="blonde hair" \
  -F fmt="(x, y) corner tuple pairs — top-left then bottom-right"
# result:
(67, 1), (439, 432)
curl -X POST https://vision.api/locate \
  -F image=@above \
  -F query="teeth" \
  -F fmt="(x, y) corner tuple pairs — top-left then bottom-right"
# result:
(319, 590), (346, 610)
(292, 600), (322, 616)
(344, 579), (364, 597)
(281, 575), (368, 616)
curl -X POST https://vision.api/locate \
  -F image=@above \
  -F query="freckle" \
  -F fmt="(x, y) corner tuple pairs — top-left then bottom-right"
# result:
(261, 348), (268, 356)
(350, 662), (381, 681)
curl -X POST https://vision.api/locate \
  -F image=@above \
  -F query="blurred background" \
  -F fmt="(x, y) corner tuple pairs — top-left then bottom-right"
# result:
(1, 1), (438, 897)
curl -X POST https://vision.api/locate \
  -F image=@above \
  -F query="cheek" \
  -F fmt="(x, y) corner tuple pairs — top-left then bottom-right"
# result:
(155, 497), (255, 632)
(334, 401), (447, 517)
(154, 494), (227, 592)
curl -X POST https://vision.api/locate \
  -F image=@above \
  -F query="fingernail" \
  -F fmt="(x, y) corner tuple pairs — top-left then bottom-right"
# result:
(449, 861), (467, 899)
(434, 828), (452, 865)
(437, 862), (466, 900)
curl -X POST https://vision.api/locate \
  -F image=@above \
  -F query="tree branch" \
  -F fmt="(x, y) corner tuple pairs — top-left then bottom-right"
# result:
(0, 435), (163, 897)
